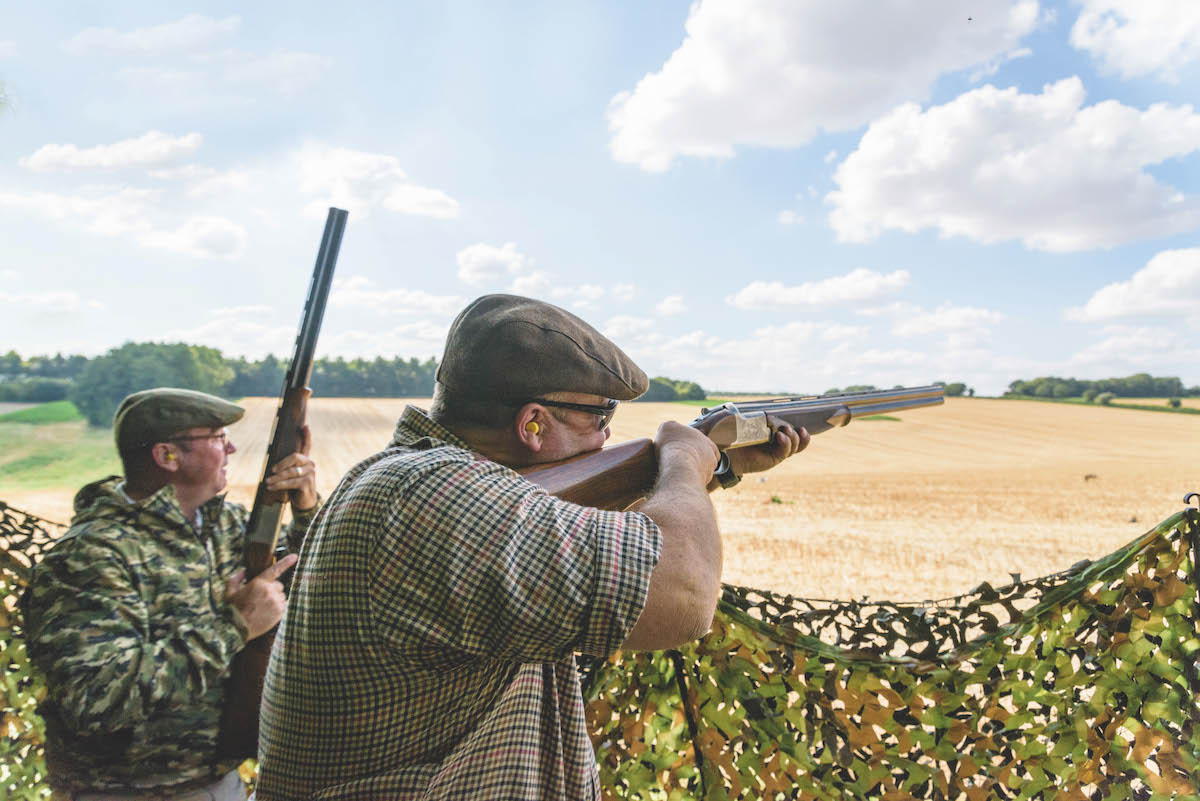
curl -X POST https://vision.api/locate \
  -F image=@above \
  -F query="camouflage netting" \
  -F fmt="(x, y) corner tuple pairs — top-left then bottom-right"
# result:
(3, 502), (1199, 799)
(584, 509), (1200, 800)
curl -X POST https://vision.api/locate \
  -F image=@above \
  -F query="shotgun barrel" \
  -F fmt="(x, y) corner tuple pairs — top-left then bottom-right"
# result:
(521, 384), (944, 510)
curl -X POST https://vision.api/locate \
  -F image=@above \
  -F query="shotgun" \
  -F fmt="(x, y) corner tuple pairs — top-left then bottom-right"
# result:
(519, 385), (944, 510)
(216, 207), (348, 759)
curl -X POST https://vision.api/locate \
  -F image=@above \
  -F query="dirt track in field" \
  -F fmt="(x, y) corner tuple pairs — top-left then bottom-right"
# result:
(10, 397), (1198, 601)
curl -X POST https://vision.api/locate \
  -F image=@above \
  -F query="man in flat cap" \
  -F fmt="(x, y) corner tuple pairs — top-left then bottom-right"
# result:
(256, 294), (807, 800)
(22, 388), (320, 800)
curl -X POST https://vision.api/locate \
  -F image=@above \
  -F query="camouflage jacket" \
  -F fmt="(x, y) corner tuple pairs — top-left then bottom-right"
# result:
(21, 476), (318, 794)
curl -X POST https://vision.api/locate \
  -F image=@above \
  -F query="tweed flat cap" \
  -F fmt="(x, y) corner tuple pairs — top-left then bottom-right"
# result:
(437, 294), (648, 401)
(113, 388), (244, 451)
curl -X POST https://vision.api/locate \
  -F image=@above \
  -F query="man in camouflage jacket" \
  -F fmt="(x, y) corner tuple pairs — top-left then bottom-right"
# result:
(22, 388), (320, 800)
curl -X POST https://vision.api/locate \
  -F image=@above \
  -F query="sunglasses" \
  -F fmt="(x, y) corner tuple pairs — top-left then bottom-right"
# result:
(528, 398), (619, 430)
(167, 430), (231, 447)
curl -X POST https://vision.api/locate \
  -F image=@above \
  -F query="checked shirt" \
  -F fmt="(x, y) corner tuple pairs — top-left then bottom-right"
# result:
(256, 407), (662, 800)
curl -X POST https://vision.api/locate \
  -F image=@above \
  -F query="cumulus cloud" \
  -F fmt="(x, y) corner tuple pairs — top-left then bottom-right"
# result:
(0, 289), (101, 312)
(551, 284), (606, 309)
(726, 268), (910, 309)
(656, 295), (687, 316)
(777, 210), (804, 225)
(0, 186), (245, 258)
(828, 77), (1200, 252)
(149, 164), (252, 197)
(138, 216), (247, 259)
(456, 242), (529, 286)
(607, 0), (1039, 171)
(63, 14), (240, 53)
(323, 320), (450, 360)
(1071, 324), (1200, 371)
(612, 283), (636, 303)
(603, 315), (657, 341)
(330, 276), (463, 315)
(294, 145), (459, 220)
(1066, 248), (1200, 321)
(892, 303), (1005, 337)
(0, 40), (17, 59)
(1071, 1), (1200, 83)
(20, 131), (202, 172)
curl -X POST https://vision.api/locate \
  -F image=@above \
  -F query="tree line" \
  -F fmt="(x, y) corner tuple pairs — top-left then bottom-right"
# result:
(1005, 374), (1198, 400)
(0, 343), (707, 427)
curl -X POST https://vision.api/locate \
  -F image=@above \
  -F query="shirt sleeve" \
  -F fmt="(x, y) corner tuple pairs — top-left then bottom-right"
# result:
(22, 533), (245, 739)
(370, 457), (662, 663)
(283, 495), (322, 554)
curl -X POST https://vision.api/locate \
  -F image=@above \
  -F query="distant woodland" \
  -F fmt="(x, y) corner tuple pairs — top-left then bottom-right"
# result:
(0, 343), (707, 426)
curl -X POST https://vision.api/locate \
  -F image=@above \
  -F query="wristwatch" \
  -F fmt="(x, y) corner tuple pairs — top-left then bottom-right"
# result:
(712, 453), (741, 489)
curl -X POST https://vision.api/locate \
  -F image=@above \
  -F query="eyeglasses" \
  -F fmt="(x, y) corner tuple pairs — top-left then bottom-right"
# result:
(167, 430), (231, 447)
(528, 398), (619, 430)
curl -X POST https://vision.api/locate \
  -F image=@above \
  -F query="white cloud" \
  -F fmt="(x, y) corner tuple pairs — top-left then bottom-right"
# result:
(330, 276), (464, 315)
(1071, 1), (1200, 83)
(602, 315), (657, 341)
(189, 49), (332, 95)
(607, 0), (1039, 171)
(149, 165), (251, 197)
(892, 303), (1005, 337)
(20, 131), (202, 172)
(137, 215), (248, 259)
(0, 269), (19, 281)
(63, 14), (240, 53)
(161, 318), (296, 359)
(323, 320), (450, 360)
(1071, 324), (1200, 370)
(0, 40), (18, 59)
(551, 284), (607, 309)
(726, 268), (910, 309)
(509, 271), (552, 296)
(1066, 248), (1200, 321)
(656, 295), (687, 316)
(0, 289), (100, 312)
(828, 77), (1200, 252)
(777, 210), (804, 225)
(295, 145), (459, 220)
(0, 186), (156, 237)
(213, 304), (273, 316)
(0, 187), (244, 259)
(456, 242), (529, 286)
(612, 283), (636, 303)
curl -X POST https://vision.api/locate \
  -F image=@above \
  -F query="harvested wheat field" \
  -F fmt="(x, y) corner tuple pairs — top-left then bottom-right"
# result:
(212, 396), (1200, 603)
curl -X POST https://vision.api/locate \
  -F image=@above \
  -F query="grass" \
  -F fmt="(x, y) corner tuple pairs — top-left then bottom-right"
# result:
(0, 419), (120, 490)
(0, 400), (83, 424)
(858, 414), (900, 421)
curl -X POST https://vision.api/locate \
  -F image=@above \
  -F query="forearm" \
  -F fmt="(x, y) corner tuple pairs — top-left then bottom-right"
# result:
(623, 453), (722, 650)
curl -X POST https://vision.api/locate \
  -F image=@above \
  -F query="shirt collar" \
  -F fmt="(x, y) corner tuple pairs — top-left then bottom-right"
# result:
(389, 405), (473, 452)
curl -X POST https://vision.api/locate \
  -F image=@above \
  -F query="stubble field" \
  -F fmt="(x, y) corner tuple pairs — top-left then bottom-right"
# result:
(6, 397), (1196, 602)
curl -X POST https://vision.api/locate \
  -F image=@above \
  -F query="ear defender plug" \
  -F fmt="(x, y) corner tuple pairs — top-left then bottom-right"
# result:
(525, 421), (540, 434)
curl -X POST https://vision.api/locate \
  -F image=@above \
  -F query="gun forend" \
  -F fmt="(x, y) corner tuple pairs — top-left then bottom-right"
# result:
(693, 384), (944, 448)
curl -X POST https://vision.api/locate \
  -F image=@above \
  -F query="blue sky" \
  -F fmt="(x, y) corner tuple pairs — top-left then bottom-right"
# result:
(1, 1), (1198, 394)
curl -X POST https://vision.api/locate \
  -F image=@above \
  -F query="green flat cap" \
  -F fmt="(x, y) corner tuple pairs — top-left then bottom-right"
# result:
(437, 294), (648, 401)
(113, 388), (244, 451)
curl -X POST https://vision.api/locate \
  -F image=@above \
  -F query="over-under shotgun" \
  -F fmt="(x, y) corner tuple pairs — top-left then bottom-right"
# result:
(520, 385), (944, 510)
(216, 207), (348, 759)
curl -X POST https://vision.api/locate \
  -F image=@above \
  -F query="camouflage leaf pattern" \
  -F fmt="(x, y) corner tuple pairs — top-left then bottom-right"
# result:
(13, 479), (313, 794)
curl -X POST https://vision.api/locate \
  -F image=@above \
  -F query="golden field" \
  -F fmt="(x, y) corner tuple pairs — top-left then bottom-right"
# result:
(8, 396), (1199, 602)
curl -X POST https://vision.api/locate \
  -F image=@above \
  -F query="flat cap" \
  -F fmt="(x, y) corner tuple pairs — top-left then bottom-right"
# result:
(113, 388), (244, 451)
(437, 294), (648, 401)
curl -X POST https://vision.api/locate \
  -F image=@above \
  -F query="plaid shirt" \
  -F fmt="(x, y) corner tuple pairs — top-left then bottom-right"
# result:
(257, 407), (661, 800)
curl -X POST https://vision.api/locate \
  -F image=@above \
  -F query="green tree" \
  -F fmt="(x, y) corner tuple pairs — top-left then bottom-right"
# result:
(638, 377), (680, 402)
(70, 342), (235, 427)
(944, 382), (966, 397)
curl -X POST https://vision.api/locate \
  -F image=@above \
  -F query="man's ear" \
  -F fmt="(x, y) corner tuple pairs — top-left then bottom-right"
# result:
(515, 403), (544, 453)
(151, 443), (180, 472)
